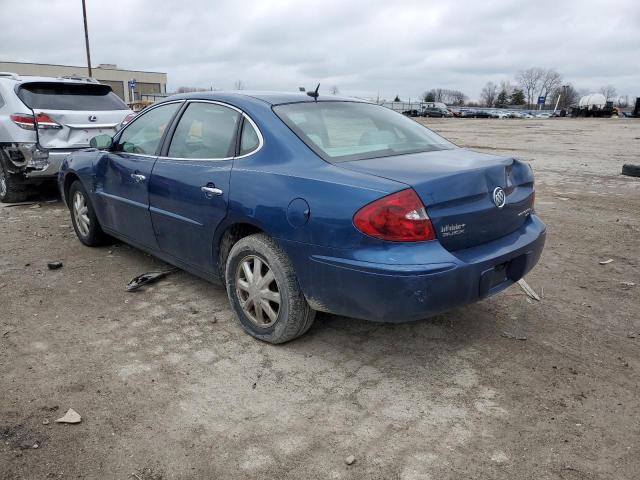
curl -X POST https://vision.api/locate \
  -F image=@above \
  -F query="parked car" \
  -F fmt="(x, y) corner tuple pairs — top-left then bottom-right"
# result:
(490, 110), (509, 119)
(422, 107), (452, 118)
(59, 92), (546, 343)
(402, 109), (420, 117)
(473, 110), (493, 119)
(0, 73), (132, 202)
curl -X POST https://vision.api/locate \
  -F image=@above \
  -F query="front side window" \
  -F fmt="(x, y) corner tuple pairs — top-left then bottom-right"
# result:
(116, 103), (180, 155)
(274, 101), (455, 163)
(168, 103), (240, 159)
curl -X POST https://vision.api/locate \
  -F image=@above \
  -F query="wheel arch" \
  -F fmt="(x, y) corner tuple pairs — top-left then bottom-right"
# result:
(215, 221), (265, 279)
(62, 171), (81, 205)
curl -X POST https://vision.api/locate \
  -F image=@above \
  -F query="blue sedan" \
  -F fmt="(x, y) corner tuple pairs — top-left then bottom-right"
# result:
(59, 91), (546, 343)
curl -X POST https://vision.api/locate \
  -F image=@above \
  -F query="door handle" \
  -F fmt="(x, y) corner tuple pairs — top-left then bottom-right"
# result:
(131, 173), (146, 183)
(201, 186), (223, 197)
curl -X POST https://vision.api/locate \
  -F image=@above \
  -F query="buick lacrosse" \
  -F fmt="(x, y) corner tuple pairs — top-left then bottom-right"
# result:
(59, 91), (545, 343)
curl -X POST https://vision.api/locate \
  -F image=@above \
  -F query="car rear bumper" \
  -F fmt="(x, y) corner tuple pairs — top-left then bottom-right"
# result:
(1, 143), (76, 179)
(26, 149), (75, 178)
(284, 214), (546, 322)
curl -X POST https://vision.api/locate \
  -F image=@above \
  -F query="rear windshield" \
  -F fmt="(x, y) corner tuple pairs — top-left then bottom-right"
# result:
(18, 82), (128, 111)
(273, 101), (454, 162)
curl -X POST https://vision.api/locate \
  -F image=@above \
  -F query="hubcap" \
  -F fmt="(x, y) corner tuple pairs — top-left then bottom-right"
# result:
(72, 191), (90, 237)
(0, 168), (6, 198)
(235, 255), (281, 328)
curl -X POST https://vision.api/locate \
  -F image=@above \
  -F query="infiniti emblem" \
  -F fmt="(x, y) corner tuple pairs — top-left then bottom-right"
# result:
(88, 115), (97, 122)
(493, 187), (506, 208)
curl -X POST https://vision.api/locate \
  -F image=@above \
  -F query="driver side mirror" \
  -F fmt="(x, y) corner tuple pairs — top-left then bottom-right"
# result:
(90, 134), (113, 150)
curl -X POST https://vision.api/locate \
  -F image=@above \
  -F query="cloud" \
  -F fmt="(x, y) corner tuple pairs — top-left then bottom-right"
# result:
(1, 0), (638, 101)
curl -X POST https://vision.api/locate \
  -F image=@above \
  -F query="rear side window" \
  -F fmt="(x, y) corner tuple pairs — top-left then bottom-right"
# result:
(18, 82), (128, 111)
(239, 119), (260, 156)
(168, 103), (240, 159)
(116, 103), (180, 155)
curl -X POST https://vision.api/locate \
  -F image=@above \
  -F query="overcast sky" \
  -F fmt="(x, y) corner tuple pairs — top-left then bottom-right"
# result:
(1, 0), (638, 101)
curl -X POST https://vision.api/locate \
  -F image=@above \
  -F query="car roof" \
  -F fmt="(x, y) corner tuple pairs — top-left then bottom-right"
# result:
(165, 90), (370, 106)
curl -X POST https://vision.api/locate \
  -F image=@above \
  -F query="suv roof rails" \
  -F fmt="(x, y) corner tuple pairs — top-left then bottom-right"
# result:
(0, 72), (21, 80)
(57, 75), (100, 84)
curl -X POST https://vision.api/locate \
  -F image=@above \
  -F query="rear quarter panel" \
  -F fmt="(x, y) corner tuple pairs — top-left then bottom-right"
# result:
(223, 102), (406, 250)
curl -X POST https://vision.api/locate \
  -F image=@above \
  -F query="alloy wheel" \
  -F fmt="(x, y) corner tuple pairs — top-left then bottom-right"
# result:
(235, 255), (281, 327)
(73, 191), (90, 237)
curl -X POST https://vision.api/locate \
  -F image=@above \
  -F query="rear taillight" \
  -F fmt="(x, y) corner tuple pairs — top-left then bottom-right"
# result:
(10, 113), (62, 130)
(10, 113), (36, 130)
(353, 188), (436, 242)
(35, 113), (62, 129)
(120, 112), (137, 128)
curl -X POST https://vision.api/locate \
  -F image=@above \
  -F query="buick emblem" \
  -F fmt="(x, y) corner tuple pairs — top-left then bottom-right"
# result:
(493, 187), (506, 209)
(88, 115), (97, 122)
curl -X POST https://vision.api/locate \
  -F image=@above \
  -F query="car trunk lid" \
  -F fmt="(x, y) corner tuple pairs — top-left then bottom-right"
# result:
(17, 81), (131, 149)
(337, 148), (535, 251)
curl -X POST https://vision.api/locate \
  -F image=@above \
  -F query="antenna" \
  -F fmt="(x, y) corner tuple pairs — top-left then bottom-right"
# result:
(306, 83), (320, 101)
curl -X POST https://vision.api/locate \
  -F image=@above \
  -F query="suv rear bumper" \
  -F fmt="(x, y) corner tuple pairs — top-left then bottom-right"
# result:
(0, 143), (76, 179)
(26, 149), (74, 178)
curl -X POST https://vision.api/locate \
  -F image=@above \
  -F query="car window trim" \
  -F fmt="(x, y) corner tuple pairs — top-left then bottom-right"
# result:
(158, 99), (264, 162)
(112, 100), (185, 158)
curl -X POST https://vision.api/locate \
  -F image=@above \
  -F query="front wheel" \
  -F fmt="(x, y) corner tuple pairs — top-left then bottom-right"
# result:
(225, 233), (315, 344)
(68, 180), (110, 246)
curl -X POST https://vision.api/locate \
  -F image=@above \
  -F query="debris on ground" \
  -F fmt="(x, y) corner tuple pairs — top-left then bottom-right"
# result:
(345, 455), (356, 465)
(0, 201), (40, 208)
(501, 331), (528, 341)
(517, 279), (541, 301)
(132, 466), (164, 480)
(599, 259), (614, 265)
(620, 281), (636, 289)
(47, 261), (63, 270)
(55, 408), (82, 424)
(621, 163), (640, 177)
(126, 268), (178, 292)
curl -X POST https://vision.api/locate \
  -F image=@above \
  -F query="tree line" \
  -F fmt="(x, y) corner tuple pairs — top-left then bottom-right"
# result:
(421, 67), (622, 109)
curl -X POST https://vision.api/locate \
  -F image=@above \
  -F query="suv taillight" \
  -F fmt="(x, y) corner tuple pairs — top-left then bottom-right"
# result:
(35, 113), (62, 129)
(10, 113), (36, 130)
(120, 112), (137, 128)
(10, 113), (62, 130)
(353, 188), (436, 242)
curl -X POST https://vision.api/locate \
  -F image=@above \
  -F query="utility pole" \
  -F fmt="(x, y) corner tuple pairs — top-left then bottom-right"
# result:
(81, 0), (92, 77)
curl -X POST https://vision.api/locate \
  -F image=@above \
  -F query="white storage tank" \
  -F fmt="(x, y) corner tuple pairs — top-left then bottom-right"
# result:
(578, 93), (606, 109)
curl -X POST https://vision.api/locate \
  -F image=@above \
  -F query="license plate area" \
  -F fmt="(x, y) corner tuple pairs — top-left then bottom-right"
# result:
(479, 254), (529, 298)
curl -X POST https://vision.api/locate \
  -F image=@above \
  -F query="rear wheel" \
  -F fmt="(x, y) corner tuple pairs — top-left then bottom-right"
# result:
(68, 180), (110, 246)
(225, 233), (315, 344)
(0, 154), (28, 203)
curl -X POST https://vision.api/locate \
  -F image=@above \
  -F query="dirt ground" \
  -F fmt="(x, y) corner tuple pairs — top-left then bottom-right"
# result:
(1, 118), (639, 480)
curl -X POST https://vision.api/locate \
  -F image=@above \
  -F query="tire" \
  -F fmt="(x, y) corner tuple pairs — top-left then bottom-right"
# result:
(0, 153), (28, 203)
(622, 164), (640, 178)
(68, 180), (110, 246)
(225, 233), (315, 344)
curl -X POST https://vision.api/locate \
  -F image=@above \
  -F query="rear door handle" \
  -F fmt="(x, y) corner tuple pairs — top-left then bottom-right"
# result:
(131, 173), (146, 183)
(201, 186), (223, 197)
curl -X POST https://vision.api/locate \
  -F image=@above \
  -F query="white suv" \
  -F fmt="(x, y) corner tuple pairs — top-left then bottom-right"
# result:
(0, 72), (132, 202)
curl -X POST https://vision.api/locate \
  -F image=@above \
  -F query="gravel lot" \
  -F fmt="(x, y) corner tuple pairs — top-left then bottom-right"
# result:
(1, 118), (639, 480)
